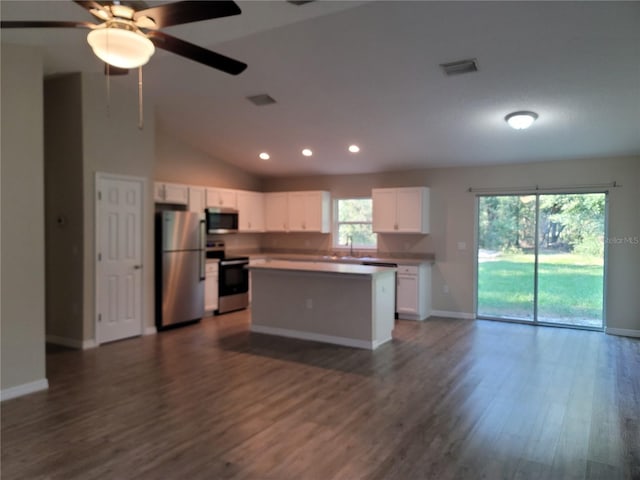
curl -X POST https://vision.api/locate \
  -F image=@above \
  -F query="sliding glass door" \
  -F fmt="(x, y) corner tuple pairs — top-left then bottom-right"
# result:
(477, 192), (606, 330)
(477, 195), (536, 321)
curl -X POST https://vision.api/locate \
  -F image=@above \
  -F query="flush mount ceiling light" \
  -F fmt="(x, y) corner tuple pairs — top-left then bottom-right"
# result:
(302, 148), (313, 157)
(348, 145), (360, 153)
(259, 152), (270, 160)
(505, 111), (538, 130)
(87, 21), (155, 69)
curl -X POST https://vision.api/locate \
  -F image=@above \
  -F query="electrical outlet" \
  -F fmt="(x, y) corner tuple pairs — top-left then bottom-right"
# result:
(305, 298), (313, 309)
(443, 284), (449, 294)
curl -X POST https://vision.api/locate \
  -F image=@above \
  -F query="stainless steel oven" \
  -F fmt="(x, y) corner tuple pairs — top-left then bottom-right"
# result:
(206, 240), (249, 314)
(217, 257), (249, 314)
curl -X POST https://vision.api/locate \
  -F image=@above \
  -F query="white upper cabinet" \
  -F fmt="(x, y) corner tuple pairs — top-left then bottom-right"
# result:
(188, 186), (206, 214)
(206, 188), (237, 209)
(154, 182), (189, 205)
(264, 192), (289, 232)
(371, 189), (397, 231)
(287, 191), (331, 233)
(236, 191), (265, 232)
(372, 187), (430, 233)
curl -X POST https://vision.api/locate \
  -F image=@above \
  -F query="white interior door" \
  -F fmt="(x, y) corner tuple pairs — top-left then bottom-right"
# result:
(96, 174), (144, 344)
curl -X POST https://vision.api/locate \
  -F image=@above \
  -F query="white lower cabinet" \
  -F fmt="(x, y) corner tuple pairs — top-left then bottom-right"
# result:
(396, 264), (431, 321)
(205, 262), (219, 313)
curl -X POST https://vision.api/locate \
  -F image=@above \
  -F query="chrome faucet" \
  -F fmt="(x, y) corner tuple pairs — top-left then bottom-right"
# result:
(348, 235), (354, 257)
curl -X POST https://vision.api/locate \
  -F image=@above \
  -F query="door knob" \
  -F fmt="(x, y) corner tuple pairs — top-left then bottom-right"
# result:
(133, 265), (142, 270)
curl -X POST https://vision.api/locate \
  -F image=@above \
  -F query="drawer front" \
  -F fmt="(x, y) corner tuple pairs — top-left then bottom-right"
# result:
(206, 263), (219, 274)
(398, 265), (418, 275)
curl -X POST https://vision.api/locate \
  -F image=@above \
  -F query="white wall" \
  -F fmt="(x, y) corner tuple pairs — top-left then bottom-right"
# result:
(81, 73), (156, 341)
(0, 44), (48, 398)
(44, 74), (85, 343)
(263, 157), (640, 333)
(155, 121), (262, 191)
(44, 73), (156, 344)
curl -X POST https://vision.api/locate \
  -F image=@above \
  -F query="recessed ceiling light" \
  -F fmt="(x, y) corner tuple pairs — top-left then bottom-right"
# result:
(302, 148), (313, 157)
(348, 145), (360, 153)
(505, 111), (538, 130)
(259, 152), (270, 160)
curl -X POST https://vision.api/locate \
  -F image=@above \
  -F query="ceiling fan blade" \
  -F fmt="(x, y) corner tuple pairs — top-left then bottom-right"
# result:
(147, 31), (246, 75)
(0, 20), (95, 29)
(135, 1), (241, 29)
(73, 0), (107, 11)
(72, 0), (111, 19)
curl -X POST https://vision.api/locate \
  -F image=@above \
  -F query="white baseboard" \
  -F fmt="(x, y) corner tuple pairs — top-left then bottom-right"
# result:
(398, 312), (429, 321)
(1, 378), (49, 402)
(46, 335), (96, 350)
(143, 326), (157, 336)
(606, 327), (640, 338)
(429, 310), (476, 320)
(251, 324), (390, 350)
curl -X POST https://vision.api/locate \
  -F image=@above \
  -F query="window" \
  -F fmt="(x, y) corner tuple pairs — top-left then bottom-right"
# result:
(333, 198), (377, 249)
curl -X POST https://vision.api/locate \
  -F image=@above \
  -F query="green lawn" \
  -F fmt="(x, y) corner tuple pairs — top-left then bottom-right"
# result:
(478, 253), (604, 324)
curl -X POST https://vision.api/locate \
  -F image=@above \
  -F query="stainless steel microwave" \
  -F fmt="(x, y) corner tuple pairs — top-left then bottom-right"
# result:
(205, 207), (238, 234)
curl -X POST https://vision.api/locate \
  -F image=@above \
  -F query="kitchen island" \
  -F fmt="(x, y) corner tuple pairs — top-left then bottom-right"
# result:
(248, 260), (396, 350)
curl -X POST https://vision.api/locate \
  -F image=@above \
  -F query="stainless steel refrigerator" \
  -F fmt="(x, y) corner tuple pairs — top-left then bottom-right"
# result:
(155, 211), (206, 329)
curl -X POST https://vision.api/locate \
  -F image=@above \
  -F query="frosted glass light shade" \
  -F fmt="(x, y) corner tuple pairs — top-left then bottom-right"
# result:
(87, 27), (155, 69)
(505, 111), (538, 130)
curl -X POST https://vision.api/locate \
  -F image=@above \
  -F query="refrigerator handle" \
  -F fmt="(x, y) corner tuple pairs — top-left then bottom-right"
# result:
(199, 219), (206, 281)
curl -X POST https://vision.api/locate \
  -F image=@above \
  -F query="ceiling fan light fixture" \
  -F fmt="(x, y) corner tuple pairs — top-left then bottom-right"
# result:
(505, 111), (538, 130)
(87, 24), (155, 69)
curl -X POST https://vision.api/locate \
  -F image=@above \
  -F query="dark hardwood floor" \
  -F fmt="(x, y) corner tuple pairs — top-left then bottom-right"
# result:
(2, 312), (639, 479)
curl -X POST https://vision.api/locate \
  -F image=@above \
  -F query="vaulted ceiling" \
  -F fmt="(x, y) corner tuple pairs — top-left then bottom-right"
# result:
(2, 1), (639, 176)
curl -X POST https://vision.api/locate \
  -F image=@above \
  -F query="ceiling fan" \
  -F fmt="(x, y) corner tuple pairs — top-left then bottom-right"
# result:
(0, 0), (247, 76)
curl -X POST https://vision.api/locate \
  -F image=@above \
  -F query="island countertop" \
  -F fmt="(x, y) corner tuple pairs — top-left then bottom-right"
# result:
(247, 260), (396, 277)
(244, 253), (434, 266)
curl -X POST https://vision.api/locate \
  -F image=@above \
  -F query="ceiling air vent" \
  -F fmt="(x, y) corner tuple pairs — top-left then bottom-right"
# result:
(440, 58), (479, 76)
(246, 94), (277, 106)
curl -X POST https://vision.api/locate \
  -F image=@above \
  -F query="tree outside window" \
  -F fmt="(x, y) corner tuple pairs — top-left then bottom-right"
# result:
(334, 198), (377, 249)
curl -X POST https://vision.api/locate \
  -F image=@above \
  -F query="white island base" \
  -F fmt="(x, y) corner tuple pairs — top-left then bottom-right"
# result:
(249, 261), (396, 350)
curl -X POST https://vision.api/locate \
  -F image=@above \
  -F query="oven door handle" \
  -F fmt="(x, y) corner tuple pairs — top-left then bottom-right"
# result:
(220, 259), (249, 266)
